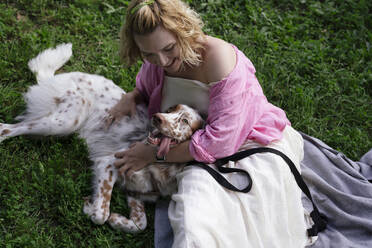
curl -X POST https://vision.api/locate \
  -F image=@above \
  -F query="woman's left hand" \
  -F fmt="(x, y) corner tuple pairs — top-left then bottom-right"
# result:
(114, 142), (156, 177)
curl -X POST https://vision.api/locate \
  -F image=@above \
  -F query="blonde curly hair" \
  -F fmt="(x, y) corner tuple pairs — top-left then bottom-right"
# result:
(119, 0), (206, 68)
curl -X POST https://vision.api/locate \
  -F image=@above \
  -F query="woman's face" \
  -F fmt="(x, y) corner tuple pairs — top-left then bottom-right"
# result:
(134, 25), (182, 74)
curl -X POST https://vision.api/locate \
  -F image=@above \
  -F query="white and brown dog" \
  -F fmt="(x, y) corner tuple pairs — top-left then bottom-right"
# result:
(0, 44), (204, 233)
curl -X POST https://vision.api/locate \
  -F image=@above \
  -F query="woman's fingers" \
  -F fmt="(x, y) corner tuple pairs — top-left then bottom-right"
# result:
(126, 169), (135, 178)
(115, 142), (138, 158)
(119, 163), (130, 176)
(115, 150), (127, 158)
(104, 108), (121, 129)
(125, 162), (147, 178)
(104, 114), (115, 128)
(118, 160), (140, 176)
(114, 157), (126, 168)
(114, 142), (154, 177)
(115, 156), (148, 177)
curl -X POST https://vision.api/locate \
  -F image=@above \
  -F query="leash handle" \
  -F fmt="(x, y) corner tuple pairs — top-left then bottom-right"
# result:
(187, 162), (252, 193)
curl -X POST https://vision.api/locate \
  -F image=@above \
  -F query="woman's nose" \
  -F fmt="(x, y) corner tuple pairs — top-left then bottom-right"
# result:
(158, 53), (169, 67)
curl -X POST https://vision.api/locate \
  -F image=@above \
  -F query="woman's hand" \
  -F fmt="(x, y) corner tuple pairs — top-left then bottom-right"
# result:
(114, 142), (157, 177)
(105, 88), (142, 128)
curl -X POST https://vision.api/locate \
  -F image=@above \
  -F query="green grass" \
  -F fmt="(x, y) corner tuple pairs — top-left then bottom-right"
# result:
(1, 0), (371, 247)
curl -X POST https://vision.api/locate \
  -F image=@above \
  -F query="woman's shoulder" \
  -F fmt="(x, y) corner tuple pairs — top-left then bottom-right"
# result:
(202, 36), (237, 83)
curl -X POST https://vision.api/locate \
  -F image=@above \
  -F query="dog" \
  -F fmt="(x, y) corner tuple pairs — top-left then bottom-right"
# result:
(0, 43), (204, 233)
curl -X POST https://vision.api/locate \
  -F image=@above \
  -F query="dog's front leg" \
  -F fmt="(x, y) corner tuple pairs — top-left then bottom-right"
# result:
(84, 159), (117, 225)
(108, 196), (147, 233)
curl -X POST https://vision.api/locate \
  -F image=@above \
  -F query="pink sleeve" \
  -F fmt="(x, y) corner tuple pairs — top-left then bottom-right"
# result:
(135, 61), (164, 117)
(189, 71), (268, 163)
(135, 62), (153, 103)
(189, 47), (290, 163)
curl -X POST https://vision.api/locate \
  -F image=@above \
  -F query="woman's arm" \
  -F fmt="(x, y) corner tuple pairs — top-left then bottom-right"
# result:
(105, 87), (144, 127)
(114, 87), (144, 115)
(163, 140), (194, 163)
(114, 140), (194, 177)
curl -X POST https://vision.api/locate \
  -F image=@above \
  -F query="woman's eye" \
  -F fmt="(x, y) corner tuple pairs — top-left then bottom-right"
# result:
(164, 45), (174, 52)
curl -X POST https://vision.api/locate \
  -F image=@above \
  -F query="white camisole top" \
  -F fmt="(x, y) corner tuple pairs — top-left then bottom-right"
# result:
(160, 76), (213, 118)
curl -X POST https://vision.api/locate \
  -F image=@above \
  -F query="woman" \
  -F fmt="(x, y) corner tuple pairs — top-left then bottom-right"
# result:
(108, 0), (314, 247)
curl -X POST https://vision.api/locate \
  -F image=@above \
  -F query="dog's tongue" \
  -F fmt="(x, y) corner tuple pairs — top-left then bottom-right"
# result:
(157, 137), (172, 158)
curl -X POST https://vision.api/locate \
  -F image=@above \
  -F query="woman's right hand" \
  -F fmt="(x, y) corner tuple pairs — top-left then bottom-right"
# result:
(105, 88), (141, 128)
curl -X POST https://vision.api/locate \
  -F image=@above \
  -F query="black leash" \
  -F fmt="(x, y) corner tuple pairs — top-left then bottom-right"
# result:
(186, 147), (327, 237)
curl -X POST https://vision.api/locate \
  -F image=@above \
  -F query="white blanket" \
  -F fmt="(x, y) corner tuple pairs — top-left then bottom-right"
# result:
(168, 126), (314, 248)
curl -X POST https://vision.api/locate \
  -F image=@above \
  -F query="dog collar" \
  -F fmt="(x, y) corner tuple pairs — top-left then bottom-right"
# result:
(155, 153), (166, 162)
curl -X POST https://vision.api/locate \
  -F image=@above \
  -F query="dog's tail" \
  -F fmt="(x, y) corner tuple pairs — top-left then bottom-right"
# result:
(28, 43), (72, 82)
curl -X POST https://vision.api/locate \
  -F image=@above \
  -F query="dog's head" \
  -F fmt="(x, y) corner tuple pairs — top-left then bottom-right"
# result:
(148, 104), (204, 155)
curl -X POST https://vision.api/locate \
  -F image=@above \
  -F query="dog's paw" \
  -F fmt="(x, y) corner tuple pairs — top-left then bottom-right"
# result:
(108, 212), (147, 233)
(83, 196), (110, 225)
(0, 124), (11, 143)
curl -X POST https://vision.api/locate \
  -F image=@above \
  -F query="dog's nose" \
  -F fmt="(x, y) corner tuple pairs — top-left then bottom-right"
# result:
(152, 114), (164, 127)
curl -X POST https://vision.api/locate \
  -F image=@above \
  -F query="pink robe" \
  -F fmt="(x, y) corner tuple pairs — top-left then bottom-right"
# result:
(136, 45), (290, 163)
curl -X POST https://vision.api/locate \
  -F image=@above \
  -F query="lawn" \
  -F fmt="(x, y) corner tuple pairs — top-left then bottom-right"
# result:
(0, 0), (371, 247)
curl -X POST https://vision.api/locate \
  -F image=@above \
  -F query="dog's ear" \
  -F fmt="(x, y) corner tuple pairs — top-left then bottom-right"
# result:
(190, 118), (205, 132)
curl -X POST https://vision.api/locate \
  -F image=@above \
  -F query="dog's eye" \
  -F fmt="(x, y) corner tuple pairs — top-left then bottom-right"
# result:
(166, 106), (176, 113)
(182, 119), (189, 125)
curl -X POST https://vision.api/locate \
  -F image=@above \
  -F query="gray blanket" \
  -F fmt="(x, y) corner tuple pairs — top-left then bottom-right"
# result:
(300, 133), (372, 248)
(154, 134), (372, 248)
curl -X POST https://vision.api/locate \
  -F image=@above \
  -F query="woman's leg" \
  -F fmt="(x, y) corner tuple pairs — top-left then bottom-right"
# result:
(168, 126), (310, 248)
